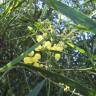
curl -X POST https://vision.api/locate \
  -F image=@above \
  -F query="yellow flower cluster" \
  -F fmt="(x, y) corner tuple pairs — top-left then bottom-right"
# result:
(24, 19), (69, 68)
(24, 52), (44, 68)
(33, 63), (42, 68)
(24, 57), (33, 64)
(24, 40), (63, 67)
(51, 41), (64, 52)
(23, 52), (41, 65)
(51, 44), (63, 52)
(35, 40), (64, 52)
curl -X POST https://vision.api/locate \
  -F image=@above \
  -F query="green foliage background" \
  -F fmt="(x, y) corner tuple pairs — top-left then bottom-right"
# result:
(0, 0), (96, 96)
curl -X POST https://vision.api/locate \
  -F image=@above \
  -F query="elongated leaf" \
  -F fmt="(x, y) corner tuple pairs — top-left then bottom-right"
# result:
(27, 79), (46, 96)
(66, 42), (86, 54)
(44, 0), (96, 34)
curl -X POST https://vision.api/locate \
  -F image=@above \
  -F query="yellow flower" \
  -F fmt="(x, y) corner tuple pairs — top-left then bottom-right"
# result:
(28, 51), (34, 56)
(33, 63), (40, 67)
(58, 41), (64, 47)
(55, 53), (61, 61)
(40, 64), (44, 68)
(35, 45), (42, 51)
(56, 41), (64, 51)
(23, 57), (33, 64)
(51, 44), (64, 52)
(56, 46), (63, 52)
(34, 53), (41, 60)
(36, 35), (43, 42)
(51, 44), (57, 51)
(31, 57), (38, 63)
(43, 41), (52, 50)
(43, 33), (47, 37)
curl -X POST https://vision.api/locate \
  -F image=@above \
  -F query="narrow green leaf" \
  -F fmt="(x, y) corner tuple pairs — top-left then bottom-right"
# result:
(27, 79), (46, 96)
(66, 42), (86, 54)
(44, 0), (96, 34)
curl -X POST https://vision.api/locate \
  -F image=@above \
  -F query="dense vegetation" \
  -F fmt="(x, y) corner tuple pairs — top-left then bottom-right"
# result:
(0, 0), (96, 96)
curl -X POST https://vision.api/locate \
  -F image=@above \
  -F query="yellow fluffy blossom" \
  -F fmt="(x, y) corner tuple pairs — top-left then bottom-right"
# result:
(56, 41), (64, 51)
(34, 53), (41, 60)
(43, 41), (52, 50)
(35, 45), (42, 51)
(58, 41), (64, 47)
(30, 57), (38, 63)
(56, 46), (63, 52)
(40, 64), (44, 68)
(43, 33), (47, 37)
(33, 63), (40, 67)
(33, 63), (44, 68)
(28, 51), (34, 56)
(24, 57), (33, 64)
(36, 35), (43, 42)
(51, 44), (64, 52)
(51, 44), (57, 51)
(55, 53), (61, 61)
